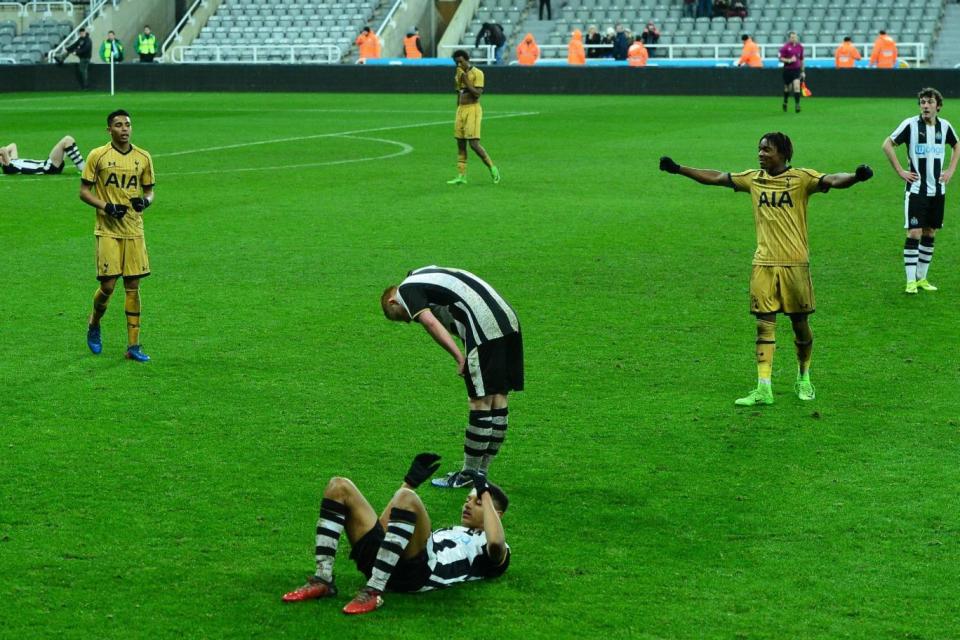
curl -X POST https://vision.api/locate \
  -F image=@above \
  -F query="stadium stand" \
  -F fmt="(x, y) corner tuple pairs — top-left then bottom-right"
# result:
(0, 2), (75, 64)
(180, 0), (385, 64)
(459, 0), (945, 65)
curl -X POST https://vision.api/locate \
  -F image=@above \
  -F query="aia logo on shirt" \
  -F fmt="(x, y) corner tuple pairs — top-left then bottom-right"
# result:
(758, 191), (794, 208)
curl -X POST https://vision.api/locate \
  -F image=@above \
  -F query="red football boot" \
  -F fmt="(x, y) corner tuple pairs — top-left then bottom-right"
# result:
(342, 587), (383, 615)
(281, 577), (337, 602)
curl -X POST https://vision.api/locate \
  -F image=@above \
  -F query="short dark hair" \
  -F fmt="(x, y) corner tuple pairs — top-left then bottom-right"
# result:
(107, 109), (130, 125)
(453, 49), (469, 61)
(107, 30), (115, 35)
(486, 481), (509, 513)
(918, 87), (944, 108)
(879, 30), (886, 35)
(843, 36), (852, 42)
(759, 132), (794, 162)
(741, 34), (750, 41)
(362, 26), (371, 33)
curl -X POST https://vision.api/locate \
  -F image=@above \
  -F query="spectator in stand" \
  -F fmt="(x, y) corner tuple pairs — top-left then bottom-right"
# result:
(737, 34), (762, 67)
(713, 0), (729, 18)
(697, 0), (713, 19)
(355, 26), (381, 62)
(641, 21), (660, 58)
(612, 24), (630, 60)
(627, 36), (649, 67)
(728, 0), (747, 18)
(516, 33), (540, 65)
(585, 25), (602, 58)
(568, 29), (585, 65)
(58, 27), (92, 89)
(683, 0), (696, 19)
(539, 0), (552, 21)
(834, 36), (861, 68)
(136, 25), (156, 63)
(601, 27), (616, 58)
(869, 30), (898, 68)
(404, 27), (423, 59)
(475, 22), (507, 64)
(99, 31), (124, 63)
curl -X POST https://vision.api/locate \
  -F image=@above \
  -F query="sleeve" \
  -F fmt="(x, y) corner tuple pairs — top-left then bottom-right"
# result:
(470, 68), (484, 89)
(777, 44), (786, 58)
(799, 169), (827, 194)
(397, 282), (430, 319)
(946, 123), (958, 147)
(471, 545), (510, 579)
(141, 151), (155, 188)
(890, 118), (911, 145)
(81, 148), (100, 185)
(729, 169), (756, 193)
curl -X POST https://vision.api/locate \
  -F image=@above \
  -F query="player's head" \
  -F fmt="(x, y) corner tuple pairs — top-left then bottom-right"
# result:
(381, 286), (411, 322)
(453, 49), (470, 69)
(917, 87), (943, 114)
(461, 483), (509, 526)
(758, 132), (793, 169)
(107, 109), (132, 144)
(788, 31), (798, 43)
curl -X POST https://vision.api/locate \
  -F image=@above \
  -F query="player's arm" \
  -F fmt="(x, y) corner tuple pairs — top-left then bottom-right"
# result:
(881, 137), (918, 183)
(415, 308), (466, 375)
(659, 156), (733, 187)
(461, 72), (483, 98)
(480, 494), (507, 564)
(940, 142), (959, 185)
(821, 165), (873, 190)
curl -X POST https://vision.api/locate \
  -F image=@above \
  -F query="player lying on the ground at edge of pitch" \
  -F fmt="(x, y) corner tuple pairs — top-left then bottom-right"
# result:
(282, 453), (510, 615)
(0, 136), (85, 175)
(381, 266), (524, 488)
(659, 133), (873, 406)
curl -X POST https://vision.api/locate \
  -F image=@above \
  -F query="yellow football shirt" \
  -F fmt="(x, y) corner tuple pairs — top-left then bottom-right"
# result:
(730, 167), (825, 266)
(455, 65), (485, 93)
(81, 143), (155, 239)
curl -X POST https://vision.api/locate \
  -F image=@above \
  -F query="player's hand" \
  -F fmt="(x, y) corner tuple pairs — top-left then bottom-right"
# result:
(939, 168), (954, 185)
(404, 452), (442, 488)
(104, 203), (127, 219)
(659, 156), (681, 174)
(854, 164), (873, 182)
(129, 197), (150, 212)
(456, 356), (466, 377)
(899, 168), (919, 183)
(459, 469), (489, 497)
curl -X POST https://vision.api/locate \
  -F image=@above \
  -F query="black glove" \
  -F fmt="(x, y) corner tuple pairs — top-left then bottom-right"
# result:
(659, 156), (681, 174)
(404, 453), (442, 488)
(104, 203), (128, 219)
(129, 197), (150, 212)
(855, 164), (874, 183)
(459, 469), (489, 497)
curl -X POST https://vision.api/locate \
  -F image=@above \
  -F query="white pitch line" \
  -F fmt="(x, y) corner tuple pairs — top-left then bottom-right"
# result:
(154, 111), (539, 158)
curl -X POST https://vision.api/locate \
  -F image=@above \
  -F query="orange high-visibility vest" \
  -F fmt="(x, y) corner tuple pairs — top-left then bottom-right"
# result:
(404, 34), (422, 59)
(568, 30), (585, 65)
(517, 35), (539, 65)
(870, 36), (897, 68)
(834, 42), (861, 68)
(356, 32), (381, 59)
(738, 38), (762, 67)
(627, 41), (648, 67)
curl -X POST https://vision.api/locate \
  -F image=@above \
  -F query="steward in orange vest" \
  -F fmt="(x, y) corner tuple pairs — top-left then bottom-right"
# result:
(516, 33), (539, 65)
(567, 29), (585, 65)
(737, 34), (762, 67)
(627, 37), (648, 67)
(834, 37), (861, 68)
(355, 26), (381, 62)
(404, 28), (423, 59)
(869, 30), (897, 68)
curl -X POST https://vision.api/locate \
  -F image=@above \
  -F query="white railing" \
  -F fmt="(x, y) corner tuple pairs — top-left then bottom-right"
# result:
(46, 0), (119, 62)
(375, 0), (402, 38)
(0, 1), (72, 16)
(167, 43), (341, 63)
(160, 0), (205, 60)
(0, 55), (17, 63)
(439, 43), (495, 63)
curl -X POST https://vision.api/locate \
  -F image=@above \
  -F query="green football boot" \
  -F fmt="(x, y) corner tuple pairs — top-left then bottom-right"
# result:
(794, 374), (816, 401)
(734, 384), (774, 406)
(916, 278), (938, 291)
(490, 165), (501, 184)
(446, 175), (467, 185)
(905, 280), (918, 294)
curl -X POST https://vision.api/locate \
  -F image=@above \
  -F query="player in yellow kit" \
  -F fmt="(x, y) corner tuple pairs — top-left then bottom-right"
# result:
(79, 109), (156, 362)
(448, 49), (500, 186)
(659, 133), (873, 405)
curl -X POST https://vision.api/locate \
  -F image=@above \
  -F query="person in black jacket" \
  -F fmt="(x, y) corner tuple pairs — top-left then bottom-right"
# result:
(58, 27), (93, 89)
(584, 25), (602, 58)
(612, 24), (630, 61)
(475, 21), (506, 64)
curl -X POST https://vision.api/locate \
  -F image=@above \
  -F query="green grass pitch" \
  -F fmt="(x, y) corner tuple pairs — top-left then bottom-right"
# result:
(1, 91), (958, 639)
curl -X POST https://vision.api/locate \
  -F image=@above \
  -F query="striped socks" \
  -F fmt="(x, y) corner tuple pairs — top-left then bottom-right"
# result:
(480, 407), (508, 474)
(314, 498), (347, 583)
(463, 409), (491, 471)
(65, 142), (84, 170)
(366, 507), (417, 592)
(917, 235), (935, 280)
(904, 237), (920, 282)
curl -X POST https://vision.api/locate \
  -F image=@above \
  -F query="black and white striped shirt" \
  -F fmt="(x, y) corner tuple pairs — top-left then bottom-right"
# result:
(890, 116), (959, 197)
(1, 158), (55, 175)
(397, 266), (520, 352)
(418, 526), (510, 591)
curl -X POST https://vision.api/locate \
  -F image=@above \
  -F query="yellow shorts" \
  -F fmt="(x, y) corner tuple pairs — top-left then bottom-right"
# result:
(749, 265), (814, 315)
(454, 103), (482, 140)
(96, 235), (151, 281)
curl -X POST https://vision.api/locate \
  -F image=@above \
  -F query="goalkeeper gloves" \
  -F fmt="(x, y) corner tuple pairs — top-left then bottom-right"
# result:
(404, 453), (442, 488)
(458, 469), (489, 497)
(129, 197), (151, 212)
(659, 156), (681, 174)
(854, 164), (874, 182)
(104, 203), (128, 219)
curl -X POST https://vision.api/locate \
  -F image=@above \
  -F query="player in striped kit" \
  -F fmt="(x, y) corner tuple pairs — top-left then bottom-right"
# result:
(281, 454), (510, 615)
(0, 135), (85, 175)
(882, 87), (959, 294)
(381, 266), (524, 488)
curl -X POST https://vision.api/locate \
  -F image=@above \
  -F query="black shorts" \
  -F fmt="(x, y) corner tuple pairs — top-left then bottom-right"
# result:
(904, 192), (945, 229)
(44, 162), (64, 175)
(349, 522), (431, 593)
(464, 332), (524, 399)
(782, 67), (802, 85)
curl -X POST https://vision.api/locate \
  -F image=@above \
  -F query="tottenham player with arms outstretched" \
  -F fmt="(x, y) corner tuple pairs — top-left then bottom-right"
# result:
(660, 133), (873, 406)
(79, 109), (156, 362)
(882, 87), (959, 294)
(282, 454), (509, 615)
(381, 266), (523, 488)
